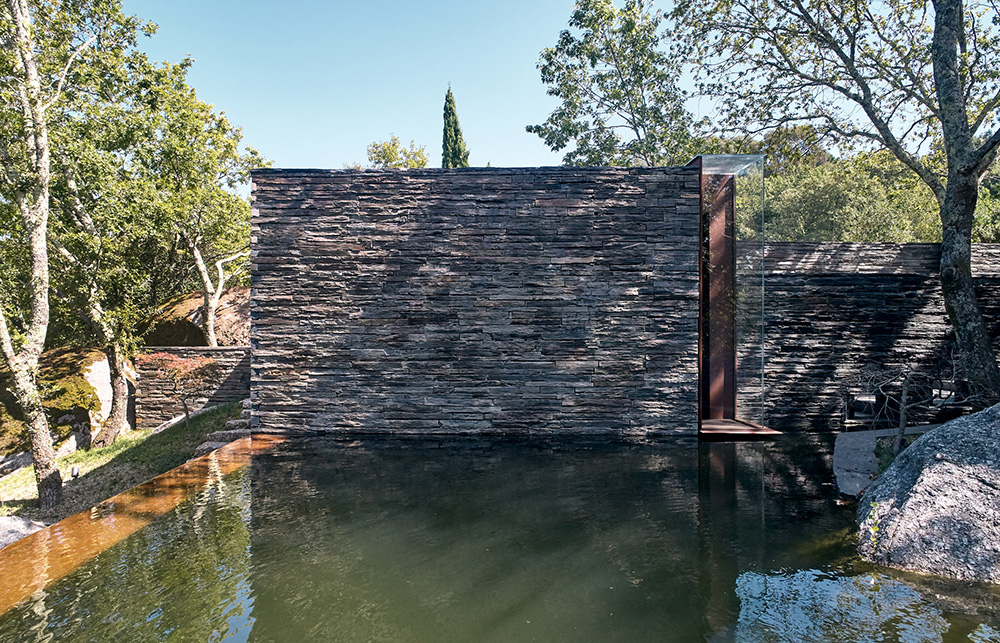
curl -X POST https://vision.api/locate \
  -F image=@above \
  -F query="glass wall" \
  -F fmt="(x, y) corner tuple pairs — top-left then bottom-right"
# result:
(698, 155), (766, 427)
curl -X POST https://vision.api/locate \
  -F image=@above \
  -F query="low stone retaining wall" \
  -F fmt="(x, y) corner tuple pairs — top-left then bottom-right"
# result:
(134, 347), (250, 431)
(760, 243), (1000, 430)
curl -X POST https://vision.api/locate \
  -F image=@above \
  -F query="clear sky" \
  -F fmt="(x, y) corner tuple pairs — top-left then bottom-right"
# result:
(122, 0), (578, 170)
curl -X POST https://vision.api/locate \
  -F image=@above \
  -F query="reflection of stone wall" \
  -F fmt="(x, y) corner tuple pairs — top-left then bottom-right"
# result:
(251, 167), (702, 436)
(753, 243), (1000, 430)
(135, 347), (250, 430)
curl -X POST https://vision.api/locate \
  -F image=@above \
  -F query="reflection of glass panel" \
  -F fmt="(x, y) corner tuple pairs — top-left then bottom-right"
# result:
(734, 157), (765, 426)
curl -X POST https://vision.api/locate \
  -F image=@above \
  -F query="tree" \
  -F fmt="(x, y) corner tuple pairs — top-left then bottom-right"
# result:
(673, 0), (1000, 401)
(347, 135), (428, 169)
(442, 86), (470, 168)
(46, 53), (169, 448)
(764, 154), (941, 242)
(135, 352), (218, 427)
(134, 61), (264, 348)
(527, 0), (697, 166)
(0, 0), (137, 507)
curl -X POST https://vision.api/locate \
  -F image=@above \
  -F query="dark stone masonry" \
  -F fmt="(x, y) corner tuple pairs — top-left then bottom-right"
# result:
(762, 243), (1000, 429)
(134, 347), (251, 430)
(250, 167), (1000, 436)
(250, 167), (702, 436)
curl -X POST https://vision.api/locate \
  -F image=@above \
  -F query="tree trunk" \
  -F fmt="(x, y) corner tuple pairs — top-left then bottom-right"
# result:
(184, 236), (219, 347)
(938, 173), (1000, 403)
(8, 364), (62, 508)
(91, 344), (131, 449)
(930, 0), (1000, 404)
(203, 293), (218, 348)
(181, 396), (191, 428)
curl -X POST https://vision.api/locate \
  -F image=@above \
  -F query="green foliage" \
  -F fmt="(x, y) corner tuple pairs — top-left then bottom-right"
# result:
(0, 203), (29, 343)
(350, 135), (428, 169)
(528, 0), (696, 166)
(0, 0), (147, 184)
(0, 400), (243, 522)
(55, 53), (262, 348)
(764, 154), (941, 242)
(698, 126), (835, 176)
(670, 0), (1000, 205)
(132, 60), (264, 291)
(2, 1), (262, 353)
(868, 501), (880, 548)
(974, 169), (1000, 242)
(442, 87), (470, 168)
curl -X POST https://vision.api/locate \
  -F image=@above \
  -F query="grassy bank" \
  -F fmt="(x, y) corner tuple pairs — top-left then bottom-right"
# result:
(0, 402), (242, 524)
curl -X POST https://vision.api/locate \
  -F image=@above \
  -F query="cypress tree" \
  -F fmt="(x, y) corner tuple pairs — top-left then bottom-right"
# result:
(442, 86), (470, 168)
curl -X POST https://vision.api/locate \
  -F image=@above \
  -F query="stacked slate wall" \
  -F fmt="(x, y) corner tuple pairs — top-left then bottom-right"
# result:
(250, 167), (702, 437)
(756, 243), (1000, 430)
(134, 346), (251, 430)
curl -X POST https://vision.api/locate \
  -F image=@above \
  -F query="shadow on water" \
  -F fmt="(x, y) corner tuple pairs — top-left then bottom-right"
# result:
(0, 435), (997, 642)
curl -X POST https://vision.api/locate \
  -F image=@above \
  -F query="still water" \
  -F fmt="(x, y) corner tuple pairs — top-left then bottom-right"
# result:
(0, 436), (997, 642)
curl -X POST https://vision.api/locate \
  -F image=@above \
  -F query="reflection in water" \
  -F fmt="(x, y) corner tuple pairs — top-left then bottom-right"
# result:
(0, 436), (996, 642)
(0, 467), (255, 641)
(736, 570), (949, 642)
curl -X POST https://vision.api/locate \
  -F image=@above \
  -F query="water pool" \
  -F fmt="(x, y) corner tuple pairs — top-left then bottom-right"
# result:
(0, 436), (997, 642)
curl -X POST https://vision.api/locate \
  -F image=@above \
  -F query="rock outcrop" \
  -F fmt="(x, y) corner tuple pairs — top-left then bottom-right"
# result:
(0, 516), (48, 549)
(0, 348), (106, 459)
(141, 287), (249, 347)
(857, 403), (1000, 584)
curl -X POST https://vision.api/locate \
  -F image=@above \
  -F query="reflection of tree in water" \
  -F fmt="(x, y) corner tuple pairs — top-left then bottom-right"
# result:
(0, 469), (254, 642)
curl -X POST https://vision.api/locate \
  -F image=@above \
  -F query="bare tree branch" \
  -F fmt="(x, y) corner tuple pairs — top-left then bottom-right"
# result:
(41, 33), (96, 113)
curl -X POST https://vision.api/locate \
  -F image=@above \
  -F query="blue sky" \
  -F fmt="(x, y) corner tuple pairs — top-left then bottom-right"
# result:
(122, 0), (579, 169)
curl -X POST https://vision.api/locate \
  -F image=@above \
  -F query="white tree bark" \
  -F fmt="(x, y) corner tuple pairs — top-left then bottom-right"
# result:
(0, 0), (66, 508)
(183, 233), (248, 347)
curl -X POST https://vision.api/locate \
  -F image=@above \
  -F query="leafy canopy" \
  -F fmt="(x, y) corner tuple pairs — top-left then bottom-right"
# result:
(349, 135), (428, 169)
(528, 0), (698, 166)
(670, 0), (1000, 197)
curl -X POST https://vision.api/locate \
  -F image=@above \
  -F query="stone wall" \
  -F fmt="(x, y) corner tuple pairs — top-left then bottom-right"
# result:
(251, 167), (702, 436)
(134, 347), (250, 430)
(251, 168), (1000, 435)
(758, 243), (1000, 429)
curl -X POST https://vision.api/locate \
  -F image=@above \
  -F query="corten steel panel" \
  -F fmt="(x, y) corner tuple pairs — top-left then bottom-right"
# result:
(700, 174), (737, 422)
(250, 167), (702, 437)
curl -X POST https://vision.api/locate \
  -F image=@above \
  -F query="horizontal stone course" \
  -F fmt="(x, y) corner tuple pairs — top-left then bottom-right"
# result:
(757, 242), (1000, 429)
(134, 346), (250, 430)
(251, 167), (701, 437)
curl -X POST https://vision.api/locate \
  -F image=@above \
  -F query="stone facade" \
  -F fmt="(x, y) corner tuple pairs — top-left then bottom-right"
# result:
(250, 168), (1000, 435)
(134, 347), (251, 430)
(759, 243), (1000, 429)
(250, 167), (702, 436)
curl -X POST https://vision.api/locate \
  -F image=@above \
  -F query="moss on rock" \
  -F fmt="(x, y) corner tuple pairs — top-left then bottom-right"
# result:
(0, 347), (105, 459)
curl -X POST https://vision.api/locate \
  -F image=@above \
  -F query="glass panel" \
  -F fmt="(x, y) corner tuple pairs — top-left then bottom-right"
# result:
(699, 154), (766, 426)
(732, 156), (766, 425)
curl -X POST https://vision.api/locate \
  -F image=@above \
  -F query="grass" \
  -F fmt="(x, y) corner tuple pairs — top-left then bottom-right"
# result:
(0, 401), (243, 524)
